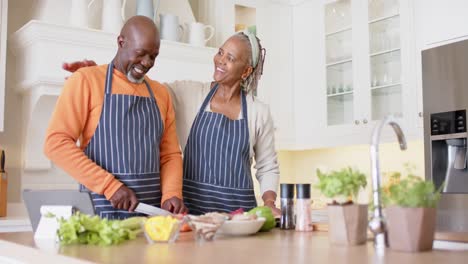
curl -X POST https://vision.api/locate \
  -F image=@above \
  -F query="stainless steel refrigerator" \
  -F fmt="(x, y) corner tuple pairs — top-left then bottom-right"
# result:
(423, 39), (468, 235)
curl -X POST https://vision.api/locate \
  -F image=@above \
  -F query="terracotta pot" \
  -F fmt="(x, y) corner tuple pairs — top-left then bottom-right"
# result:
(327, 204), (368, 245)
(385, 206), (436, 252)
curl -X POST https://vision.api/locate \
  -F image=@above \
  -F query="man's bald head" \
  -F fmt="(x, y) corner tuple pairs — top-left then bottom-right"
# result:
(114, 16), (160, 83)
(120, 16), (159, 43)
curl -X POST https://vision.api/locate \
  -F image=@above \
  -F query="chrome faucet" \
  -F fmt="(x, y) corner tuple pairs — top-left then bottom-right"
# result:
(369, 115), (407, 252)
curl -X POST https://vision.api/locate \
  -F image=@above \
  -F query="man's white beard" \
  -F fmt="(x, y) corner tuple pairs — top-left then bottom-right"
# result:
(127, 71), (145, 84)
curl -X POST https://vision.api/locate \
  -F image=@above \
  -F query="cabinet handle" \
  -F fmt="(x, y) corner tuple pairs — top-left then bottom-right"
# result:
(354, 120), (360, 125)
(363, 119), (368, 124)
(418, 112), (423, 117)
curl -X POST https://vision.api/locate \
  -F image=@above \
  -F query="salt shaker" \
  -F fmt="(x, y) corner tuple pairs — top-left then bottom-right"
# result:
(280, 183), (295, 230)
(295, 184), (312, 232)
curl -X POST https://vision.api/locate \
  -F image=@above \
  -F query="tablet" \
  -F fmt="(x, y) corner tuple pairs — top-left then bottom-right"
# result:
(23, 189), (95, 232)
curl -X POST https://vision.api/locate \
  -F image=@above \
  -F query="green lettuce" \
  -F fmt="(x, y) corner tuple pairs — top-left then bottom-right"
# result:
(57, 212), (145, 246)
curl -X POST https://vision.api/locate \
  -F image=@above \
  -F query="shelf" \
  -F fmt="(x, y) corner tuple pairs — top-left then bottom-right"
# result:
(325, 26), (352, 37)
(327, 90), (353, 97)
(369, 13), (399, 24)
(326, 58), (352, 67)
(370, 83), (401, 91)
(370, 48), (400, 57)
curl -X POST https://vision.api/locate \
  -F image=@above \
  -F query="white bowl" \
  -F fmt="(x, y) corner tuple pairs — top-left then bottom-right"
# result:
(218, 217), (266, 236)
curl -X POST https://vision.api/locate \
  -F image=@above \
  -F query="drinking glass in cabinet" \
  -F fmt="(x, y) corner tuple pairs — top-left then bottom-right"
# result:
(325, 0), (352, 34)
(327, 61), (352, 95)
(370, 50), (401, 87)
(326, 30), (352, 64)
(369, 0), (399, 21)
(369, 16), (400, 54)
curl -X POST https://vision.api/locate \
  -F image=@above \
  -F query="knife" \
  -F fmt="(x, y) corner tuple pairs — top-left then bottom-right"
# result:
(0, 150), (4, 173)
(135, 202), (172, 216)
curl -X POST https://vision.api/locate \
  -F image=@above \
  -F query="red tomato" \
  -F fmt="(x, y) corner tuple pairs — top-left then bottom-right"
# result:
(180, 223), (192, 232)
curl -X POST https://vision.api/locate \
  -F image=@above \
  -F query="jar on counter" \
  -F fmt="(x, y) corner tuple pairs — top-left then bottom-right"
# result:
(280, 183), (295, 230)
(295, 184), (312, 232)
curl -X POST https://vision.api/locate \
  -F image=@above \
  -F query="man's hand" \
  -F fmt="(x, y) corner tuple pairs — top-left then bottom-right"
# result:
(62, 59), (97, 73)
(109, 185), (139, 212)
(161, 196), (188, 214)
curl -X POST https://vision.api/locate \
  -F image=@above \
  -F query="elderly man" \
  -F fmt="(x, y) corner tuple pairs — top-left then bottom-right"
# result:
(44, 16), (186, 219)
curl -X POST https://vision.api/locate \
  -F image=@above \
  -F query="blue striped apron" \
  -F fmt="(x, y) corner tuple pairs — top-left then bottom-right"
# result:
(80, 62), (164, 219)
(183, 85), (257, 215)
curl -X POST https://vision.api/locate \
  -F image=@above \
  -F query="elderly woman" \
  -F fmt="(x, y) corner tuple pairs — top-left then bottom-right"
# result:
(64, 30), (280, 216)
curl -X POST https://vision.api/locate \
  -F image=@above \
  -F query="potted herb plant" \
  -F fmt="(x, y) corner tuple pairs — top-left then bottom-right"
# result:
(381, 173), (441, 252)
(315, 167), (368, 245)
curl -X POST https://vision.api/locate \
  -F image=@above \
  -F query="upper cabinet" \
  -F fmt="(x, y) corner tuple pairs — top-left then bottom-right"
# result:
(289, 0), (420, 149)
(414, 0), (468, 49)
(324, 0), (354, 127)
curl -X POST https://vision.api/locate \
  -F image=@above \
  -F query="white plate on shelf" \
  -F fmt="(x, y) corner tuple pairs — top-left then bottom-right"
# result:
(218, 217), (266, 236)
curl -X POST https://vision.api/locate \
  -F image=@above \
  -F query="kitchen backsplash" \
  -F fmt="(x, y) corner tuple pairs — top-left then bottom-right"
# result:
(276, 140), (425, 204)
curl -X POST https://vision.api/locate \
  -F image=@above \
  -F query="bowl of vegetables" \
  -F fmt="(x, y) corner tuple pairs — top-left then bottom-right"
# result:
(185, 213), (226, 242)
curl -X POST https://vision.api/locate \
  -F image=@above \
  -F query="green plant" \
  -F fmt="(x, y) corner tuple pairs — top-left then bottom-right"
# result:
(315, 167), (367, 204)
(381, 175), (442, 208)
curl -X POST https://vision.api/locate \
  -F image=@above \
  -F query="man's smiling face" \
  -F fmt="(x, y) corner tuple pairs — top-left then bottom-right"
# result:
(117, 24), (160, 83)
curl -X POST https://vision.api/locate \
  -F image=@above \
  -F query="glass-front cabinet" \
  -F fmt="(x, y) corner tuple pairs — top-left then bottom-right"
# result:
(325, 0), (354, 126)
(321, 0), (415, 140)
(368, 0), (402, 120)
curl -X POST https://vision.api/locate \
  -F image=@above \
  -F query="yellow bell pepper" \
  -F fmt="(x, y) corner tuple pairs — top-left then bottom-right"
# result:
(144, 216), (179, 241)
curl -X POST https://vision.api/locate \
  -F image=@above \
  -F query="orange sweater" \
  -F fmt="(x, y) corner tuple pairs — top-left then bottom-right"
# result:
(44, 64), (182, 203)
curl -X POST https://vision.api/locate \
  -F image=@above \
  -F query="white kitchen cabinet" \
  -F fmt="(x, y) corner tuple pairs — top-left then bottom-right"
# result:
(290, 0), (420, 149)
(414, 0), (468, 49)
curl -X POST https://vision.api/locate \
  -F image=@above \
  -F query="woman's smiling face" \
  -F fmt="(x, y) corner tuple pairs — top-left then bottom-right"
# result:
(213, 36), (252, 86)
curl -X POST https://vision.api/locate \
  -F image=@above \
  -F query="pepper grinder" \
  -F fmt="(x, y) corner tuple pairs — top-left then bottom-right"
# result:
(280, 183), (295, 230)
(295, 184), (312, 232)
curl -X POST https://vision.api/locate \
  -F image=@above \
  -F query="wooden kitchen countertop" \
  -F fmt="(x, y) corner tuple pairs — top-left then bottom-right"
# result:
(0, 230), (467, 264)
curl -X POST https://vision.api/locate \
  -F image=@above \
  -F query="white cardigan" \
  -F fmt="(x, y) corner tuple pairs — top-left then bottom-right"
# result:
(165, 80), (279, 195)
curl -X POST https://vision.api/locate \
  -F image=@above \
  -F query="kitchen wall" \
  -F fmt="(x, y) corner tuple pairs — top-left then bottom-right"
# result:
(0, 0), (36, 203)
(277, 140), (425, 203)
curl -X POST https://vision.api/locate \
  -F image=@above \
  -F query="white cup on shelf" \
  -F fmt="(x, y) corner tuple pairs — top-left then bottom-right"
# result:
(160, 14), (184, 42)
(187, 22), (215, 47)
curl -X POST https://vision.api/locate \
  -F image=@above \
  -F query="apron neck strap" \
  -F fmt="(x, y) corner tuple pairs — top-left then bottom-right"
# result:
(198, 83), (248, 121)
(199, 83), (218, 112)
(240, 89), (248, 121)
(105, 62), (114, 95)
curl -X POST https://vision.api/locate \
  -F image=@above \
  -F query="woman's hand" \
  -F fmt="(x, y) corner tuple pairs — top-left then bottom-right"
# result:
(264, 200), (281, 217)
(262, 190), (281, 217)
(62, 59), (97, 73)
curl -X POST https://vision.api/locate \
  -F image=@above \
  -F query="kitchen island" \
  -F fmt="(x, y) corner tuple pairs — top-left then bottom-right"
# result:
(0, 230), (467, 263)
